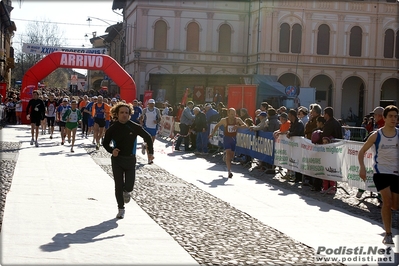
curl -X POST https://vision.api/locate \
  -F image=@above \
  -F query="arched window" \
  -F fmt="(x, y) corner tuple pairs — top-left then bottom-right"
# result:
(279, 23), (290, 53)
(317, 24), (330, 55)
(395, 30), (399, 59)
(384, 29), (394, 58)
(218, 24), (231, 53)
(154, 20), (167, 50)
(349, 26), (362, 57)
(186, 22), (199, 52)
(291, 24), (302, 53)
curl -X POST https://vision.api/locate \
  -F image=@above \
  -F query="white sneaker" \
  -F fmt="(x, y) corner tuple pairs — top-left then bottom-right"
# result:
(116, 209), (125, 219)
(35, 141), (39, 147)
(30, 139), (34, 145)
(123, 191), (131, 204)
(141, 143), (146, 155)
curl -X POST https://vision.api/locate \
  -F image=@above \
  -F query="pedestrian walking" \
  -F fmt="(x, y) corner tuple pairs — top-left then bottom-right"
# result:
(358, 105), (399, 246)
(103, 102), (154, 219)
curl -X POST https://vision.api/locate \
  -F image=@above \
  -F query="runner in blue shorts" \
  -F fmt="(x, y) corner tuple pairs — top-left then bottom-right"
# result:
(223, 136), (236, 151)
(209, 108), (247, 178)
(139, 99), (161, 164)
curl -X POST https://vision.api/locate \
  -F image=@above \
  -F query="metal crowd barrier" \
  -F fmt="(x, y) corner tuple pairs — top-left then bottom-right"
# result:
(342, 126), (367, 142)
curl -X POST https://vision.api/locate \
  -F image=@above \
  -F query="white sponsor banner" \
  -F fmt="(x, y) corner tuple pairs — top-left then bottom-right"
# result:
(209, 123), (223, 147)
(159, 115), (174, 138)
(274, 136), (377, 192)
(22, 43), (108, 55)
(342, 140), (377, 192)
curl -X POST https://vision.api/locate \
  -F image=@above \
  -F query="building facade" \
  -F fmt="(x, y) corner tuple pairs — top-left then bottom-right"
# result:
(118, 0), (398, 120)
(0, 0), (16, 96)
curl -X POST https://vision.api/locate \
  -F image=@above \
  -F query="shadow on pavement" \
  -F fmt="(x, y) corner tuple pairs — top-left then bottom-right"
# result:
(40, 218), (124, 252)
(197, 177), (234, 188)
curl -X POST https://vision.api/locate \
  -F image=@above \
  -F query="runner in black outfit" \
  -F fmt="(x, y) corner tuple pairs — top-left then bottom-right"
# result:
(26, 90), (45, 147)
(103, 102), (154, 219)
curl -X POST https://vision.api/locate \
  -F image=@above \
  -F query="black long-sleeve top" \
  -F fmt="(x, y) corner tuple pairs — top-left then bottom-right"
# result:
(322, 117), (343, 139)
(191, 112), (207, 133)
(103, 120), (154, 156)
(26, 98), (45, 118)
(288, 118), (305, 137)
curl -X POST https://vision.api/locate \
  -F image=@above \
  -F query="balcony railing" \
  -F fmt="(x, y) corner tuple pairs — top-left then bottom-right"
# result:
(130, 49), (396, 70)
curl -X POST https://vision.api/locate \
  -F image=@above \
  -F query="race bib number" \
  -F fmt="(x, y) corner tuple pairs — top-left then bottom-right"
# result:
(227, 125), (237, 133)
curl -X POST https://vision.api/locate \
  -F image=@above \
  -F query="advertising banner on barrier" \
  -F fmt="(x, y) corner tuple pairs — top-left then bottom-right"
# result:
(209, 123), (223, 147)
(235, 129), (274, 165)
(274, 136), (377, 192)
(159, 115), (174, 138)
(342, 141), (376, 192)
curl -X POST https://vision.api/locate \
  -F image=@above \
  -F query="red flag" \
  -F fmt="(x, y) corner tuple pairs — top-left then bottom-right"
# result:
(143, 90), (153, 107)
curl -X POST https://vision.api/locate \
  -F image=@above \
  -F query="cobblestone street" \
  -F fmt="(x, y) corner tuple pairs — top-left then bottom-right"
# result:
(1, 125), (398, 265)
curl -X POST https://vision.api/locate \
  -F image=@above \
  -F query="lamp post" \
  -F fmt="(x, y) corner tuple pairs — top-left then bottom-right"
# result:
(87, 17), (130, 96)
(134, 51), (141, 93)
(87, 17), (125, 45)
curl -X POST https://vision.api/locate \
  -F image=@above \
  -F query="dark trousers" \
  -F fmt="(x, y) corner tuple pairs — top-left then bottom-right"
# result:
(190, 131), (197, 150)
(295, 172), (302, 182)
(82, 115), (89, 135)
(175, 123), (190, 150)
(311, 177), (323, 191)
(111, 155), (136, 209)
(196, 131), (208, 153)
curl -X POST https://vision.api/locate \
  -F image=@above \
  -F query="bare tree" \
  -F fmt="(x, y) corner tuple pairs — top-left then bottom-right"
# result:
(12, 18), (69, 88)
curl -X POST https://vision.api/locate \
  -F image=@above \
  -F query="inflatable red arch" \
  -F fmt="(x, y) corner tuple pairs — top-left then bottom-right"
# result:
(20, 51), (136, 124)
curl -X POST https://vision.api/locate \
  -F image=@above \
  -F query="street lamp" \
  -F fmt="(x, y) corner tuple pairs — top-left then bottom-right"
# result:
(87, 17), (128, 95)
(87, 17), (125, 45)
(134, 51), (141, 92)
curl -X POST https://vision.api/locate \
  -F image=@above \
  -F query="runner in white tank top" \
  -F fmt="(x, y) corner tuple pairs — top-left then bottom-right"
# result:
(358, 105), (399, 247)
(373, 128), (399, 175)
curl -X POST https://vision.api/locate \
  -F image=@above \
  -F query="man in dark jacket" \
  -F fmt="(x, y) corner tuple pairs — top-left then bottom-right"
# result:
(192, 107), (208, 154)
(265, 108), (280, 132)
(286, 109), (305, 183)
(322, 107), (343, 140)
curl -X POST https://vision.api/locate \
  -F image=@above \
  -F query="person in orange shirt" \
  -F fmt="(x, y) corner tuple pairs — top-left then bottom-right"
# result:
(91, 95), (111, 150)
(273, 112), (290, 138)
(273, 112), (292, 178)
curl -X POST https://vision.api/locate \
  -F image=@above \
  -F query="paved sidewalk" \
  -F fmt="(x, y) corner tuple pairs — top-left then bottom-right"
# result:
(0, 125), (197, 265)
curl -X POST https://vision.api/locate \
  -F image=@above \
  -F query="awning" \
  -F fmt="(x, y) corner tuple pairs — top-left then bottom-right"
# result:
(252, 75), (286, 97)
(112, 0), (125, 10)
